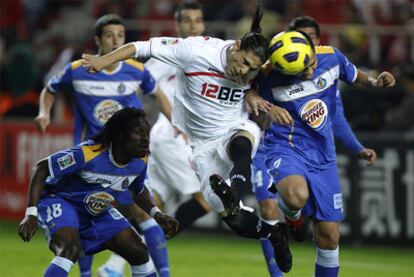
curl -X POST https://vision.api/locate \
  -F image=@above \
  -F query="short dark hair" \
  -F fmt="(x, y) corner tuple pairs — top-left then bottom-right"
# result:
(239, 4), (269, 64)
(287, 16), (320, 38)
(95, 14), (125, 37)
(91, 108), (149, 150)
(174, 1), (203, 22)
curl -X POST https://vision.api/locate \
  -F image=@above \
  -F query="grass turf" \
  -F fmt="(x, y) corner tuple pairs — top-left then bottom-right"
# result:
(1, 220), (413, 276)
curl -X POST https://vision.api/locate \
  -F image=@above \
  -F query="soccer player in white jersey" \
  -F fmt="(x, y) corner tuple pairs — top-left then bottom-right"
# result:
(34, 14), (174, 277)
(144, 0), (213, 234)
(82, 6), (293, 273)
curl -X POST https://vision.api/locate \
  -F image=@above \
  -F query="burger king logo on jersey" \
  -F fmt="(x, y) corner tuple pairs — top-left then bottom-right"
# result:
(94, 99), (123, 125)
(84, 191), (114, 215)
(299, 99), (328, 130)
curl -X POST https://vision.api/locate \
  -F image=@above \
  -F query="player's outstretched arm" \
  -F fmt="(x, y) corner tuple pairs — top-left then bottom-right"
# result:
(81, 43), (136, 73)
(18, 159), (49, 242)
(34, 88), (56, 133)
(132, 186), (179, 238)
(358, 148), (377, 166)
(355, 70), (396, 88)
(152, 87), (172, 122)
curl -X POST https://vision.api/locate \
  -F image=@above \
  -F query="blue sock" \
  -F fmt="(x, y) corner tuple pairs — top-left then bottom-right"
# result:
(78, 255), (93, 277)
(260, 239), (283, 277)
(315, 247), (339, 277)
(44, 256), (74, 277)
(140, 218), (170, 277)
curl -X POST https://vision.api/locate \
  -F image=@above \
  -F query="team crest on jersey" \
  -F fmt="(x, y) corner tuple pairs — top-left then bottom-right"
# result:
(161, 38), (178, 45)
(117, 82), (126, 94)
(94, 99), (123, 125)
(121, 178), (129, 189)
(57, 153), (76, 170)
(315, 76), (327, 90)
(299, 99), (328, 130)
(84, 191), (114, 215)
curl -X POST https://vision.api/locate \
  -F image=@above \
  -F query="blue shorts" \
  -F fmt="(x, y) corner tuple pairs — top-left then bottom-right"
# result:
(252, 148), (276, 201)
(37, 195), (131, 255)
(266, 150), (343, 222)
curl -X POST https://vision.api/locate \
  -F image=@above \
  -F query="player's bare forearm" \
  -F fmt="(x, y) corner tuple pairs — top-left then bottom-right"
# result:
(132, 186), (156, 215)
(27, 159), (49, 208)
(82, 43), (136, 72)
(355, 70), (395, 88)
(38, 88), (55, 116)
(34, 89), (55, 132)
(153, 88), (172, 122)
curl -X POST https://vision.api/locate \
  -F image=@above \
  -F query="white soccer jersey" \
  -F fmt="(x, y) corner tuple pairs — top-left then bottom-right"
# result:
(134, 36), (251, 146)
(145, 58), (177, 141)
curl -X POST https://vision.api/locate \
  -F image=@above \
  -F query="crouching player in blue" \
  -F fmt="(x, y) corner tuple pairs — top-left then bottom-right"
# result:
(248, 31), (395, 276)
(18, 108), (178, 277)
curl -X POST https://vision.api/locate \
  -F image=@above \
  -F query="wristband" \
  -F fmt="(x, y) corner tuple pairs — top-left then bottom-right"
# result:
(150, 206), (161, 217)
(25, 206), (38, 217)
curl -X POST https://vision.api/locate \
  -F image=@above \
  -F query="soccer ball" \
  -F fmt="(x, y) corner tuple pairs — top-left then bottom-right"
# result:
(269, 31), (314, 75)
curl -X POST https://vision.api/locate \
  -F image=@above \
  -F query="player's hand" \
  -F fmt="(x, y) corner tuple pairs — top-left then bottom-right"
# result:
(33, 114), (50, 133)
(154, 212), (179, 239)
(18, 216), (38, 242)
(376, 71), (395, 88)
(268, 105), (293, 125)
(245, 91), (273, 116)
(174, 127), (189, 145)
(358, 148), (377, 166)
(249, 110), (272, 130)
(81, 54), (107, 73)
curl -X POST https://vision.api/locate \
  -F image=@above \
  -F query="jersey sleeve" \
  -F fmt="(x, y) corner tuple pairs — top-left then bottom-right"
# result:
(144, 58), (174, 81)
(333, 47), (357, 84)
(47, 145), (85, 178)
(46, 63), (73, 94)
(128, 169), (147, 195)
(140, 68), (157, 95)
(333, 90), (363, 153)
(148, 37), (196, 69)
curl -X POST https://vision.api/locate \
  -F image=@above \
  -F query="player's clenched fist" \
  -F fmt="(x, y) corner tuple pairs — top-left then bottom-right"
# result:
(154, 213), (179, 239)
(18, 215), (38, 242)
(376, 71), (395, 88)
(81, 54), (106, 73)
(33, 115), (50, 133)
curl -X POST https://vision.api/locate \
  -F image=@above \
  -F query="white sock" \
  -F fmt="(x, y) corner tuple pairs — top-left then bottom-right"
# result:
(276, 194), (301, 220)
(51, 256), (74, 272)
(104, 253), (127, 274)
(315, 247), (339, 268)
(131, 260), (155, 277)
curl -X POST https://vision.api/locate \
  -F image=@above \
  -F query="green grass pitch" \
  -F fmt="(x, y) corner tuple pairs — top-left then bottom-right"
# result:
(1, 220), (413, 276)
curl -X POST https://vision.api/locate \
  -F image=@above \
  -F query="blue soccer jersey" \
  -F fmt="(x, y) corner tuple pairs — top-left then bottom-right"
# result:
(45, 139), (147, 215)
(256, 46), (357, 167)
(47, 59), (157, 144)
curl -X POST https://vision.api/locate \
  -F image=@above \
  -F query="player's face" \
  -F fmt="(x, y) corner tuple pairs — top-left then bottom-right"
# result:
(296, 27), (320, 45)
(121, 122), (150, 158)
(96, 24), (126, 56)
(227, 44), (263, 84)
(298, 53), (317, 80)
(176, 9), (205, 38)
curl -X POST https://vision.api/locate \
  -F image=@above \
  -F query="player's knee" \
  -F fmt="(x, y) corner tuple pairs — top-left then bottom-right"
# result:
(315, 232), (339, 250)
(128, 241), (150, 265)
(56, 240), (82, 261)
(283, 185), (308, 209)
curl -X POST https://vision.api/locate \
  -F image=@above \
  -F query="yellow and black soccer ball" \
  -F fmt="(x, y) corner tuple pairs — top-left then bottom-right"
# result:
(269, 31), (314, 75)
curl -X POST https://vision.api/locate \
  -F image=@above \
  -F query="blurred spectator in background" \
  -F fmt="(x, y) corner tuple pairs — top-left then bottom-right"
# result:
(0, 44), (38, 118)
(235, 0), (280, 39)
(384, 64), (414, 131)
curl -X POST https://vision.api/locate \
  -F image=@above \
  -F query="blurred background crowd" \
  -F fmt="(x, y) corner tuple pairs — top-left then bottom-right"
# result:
(1, 0), (413, 131)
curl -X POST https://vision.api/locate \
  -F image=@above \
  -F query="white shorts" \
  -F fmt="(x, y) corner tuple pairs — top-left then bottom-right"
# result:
(146, 137), (201, 202)
(192, 119), (261, 213)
